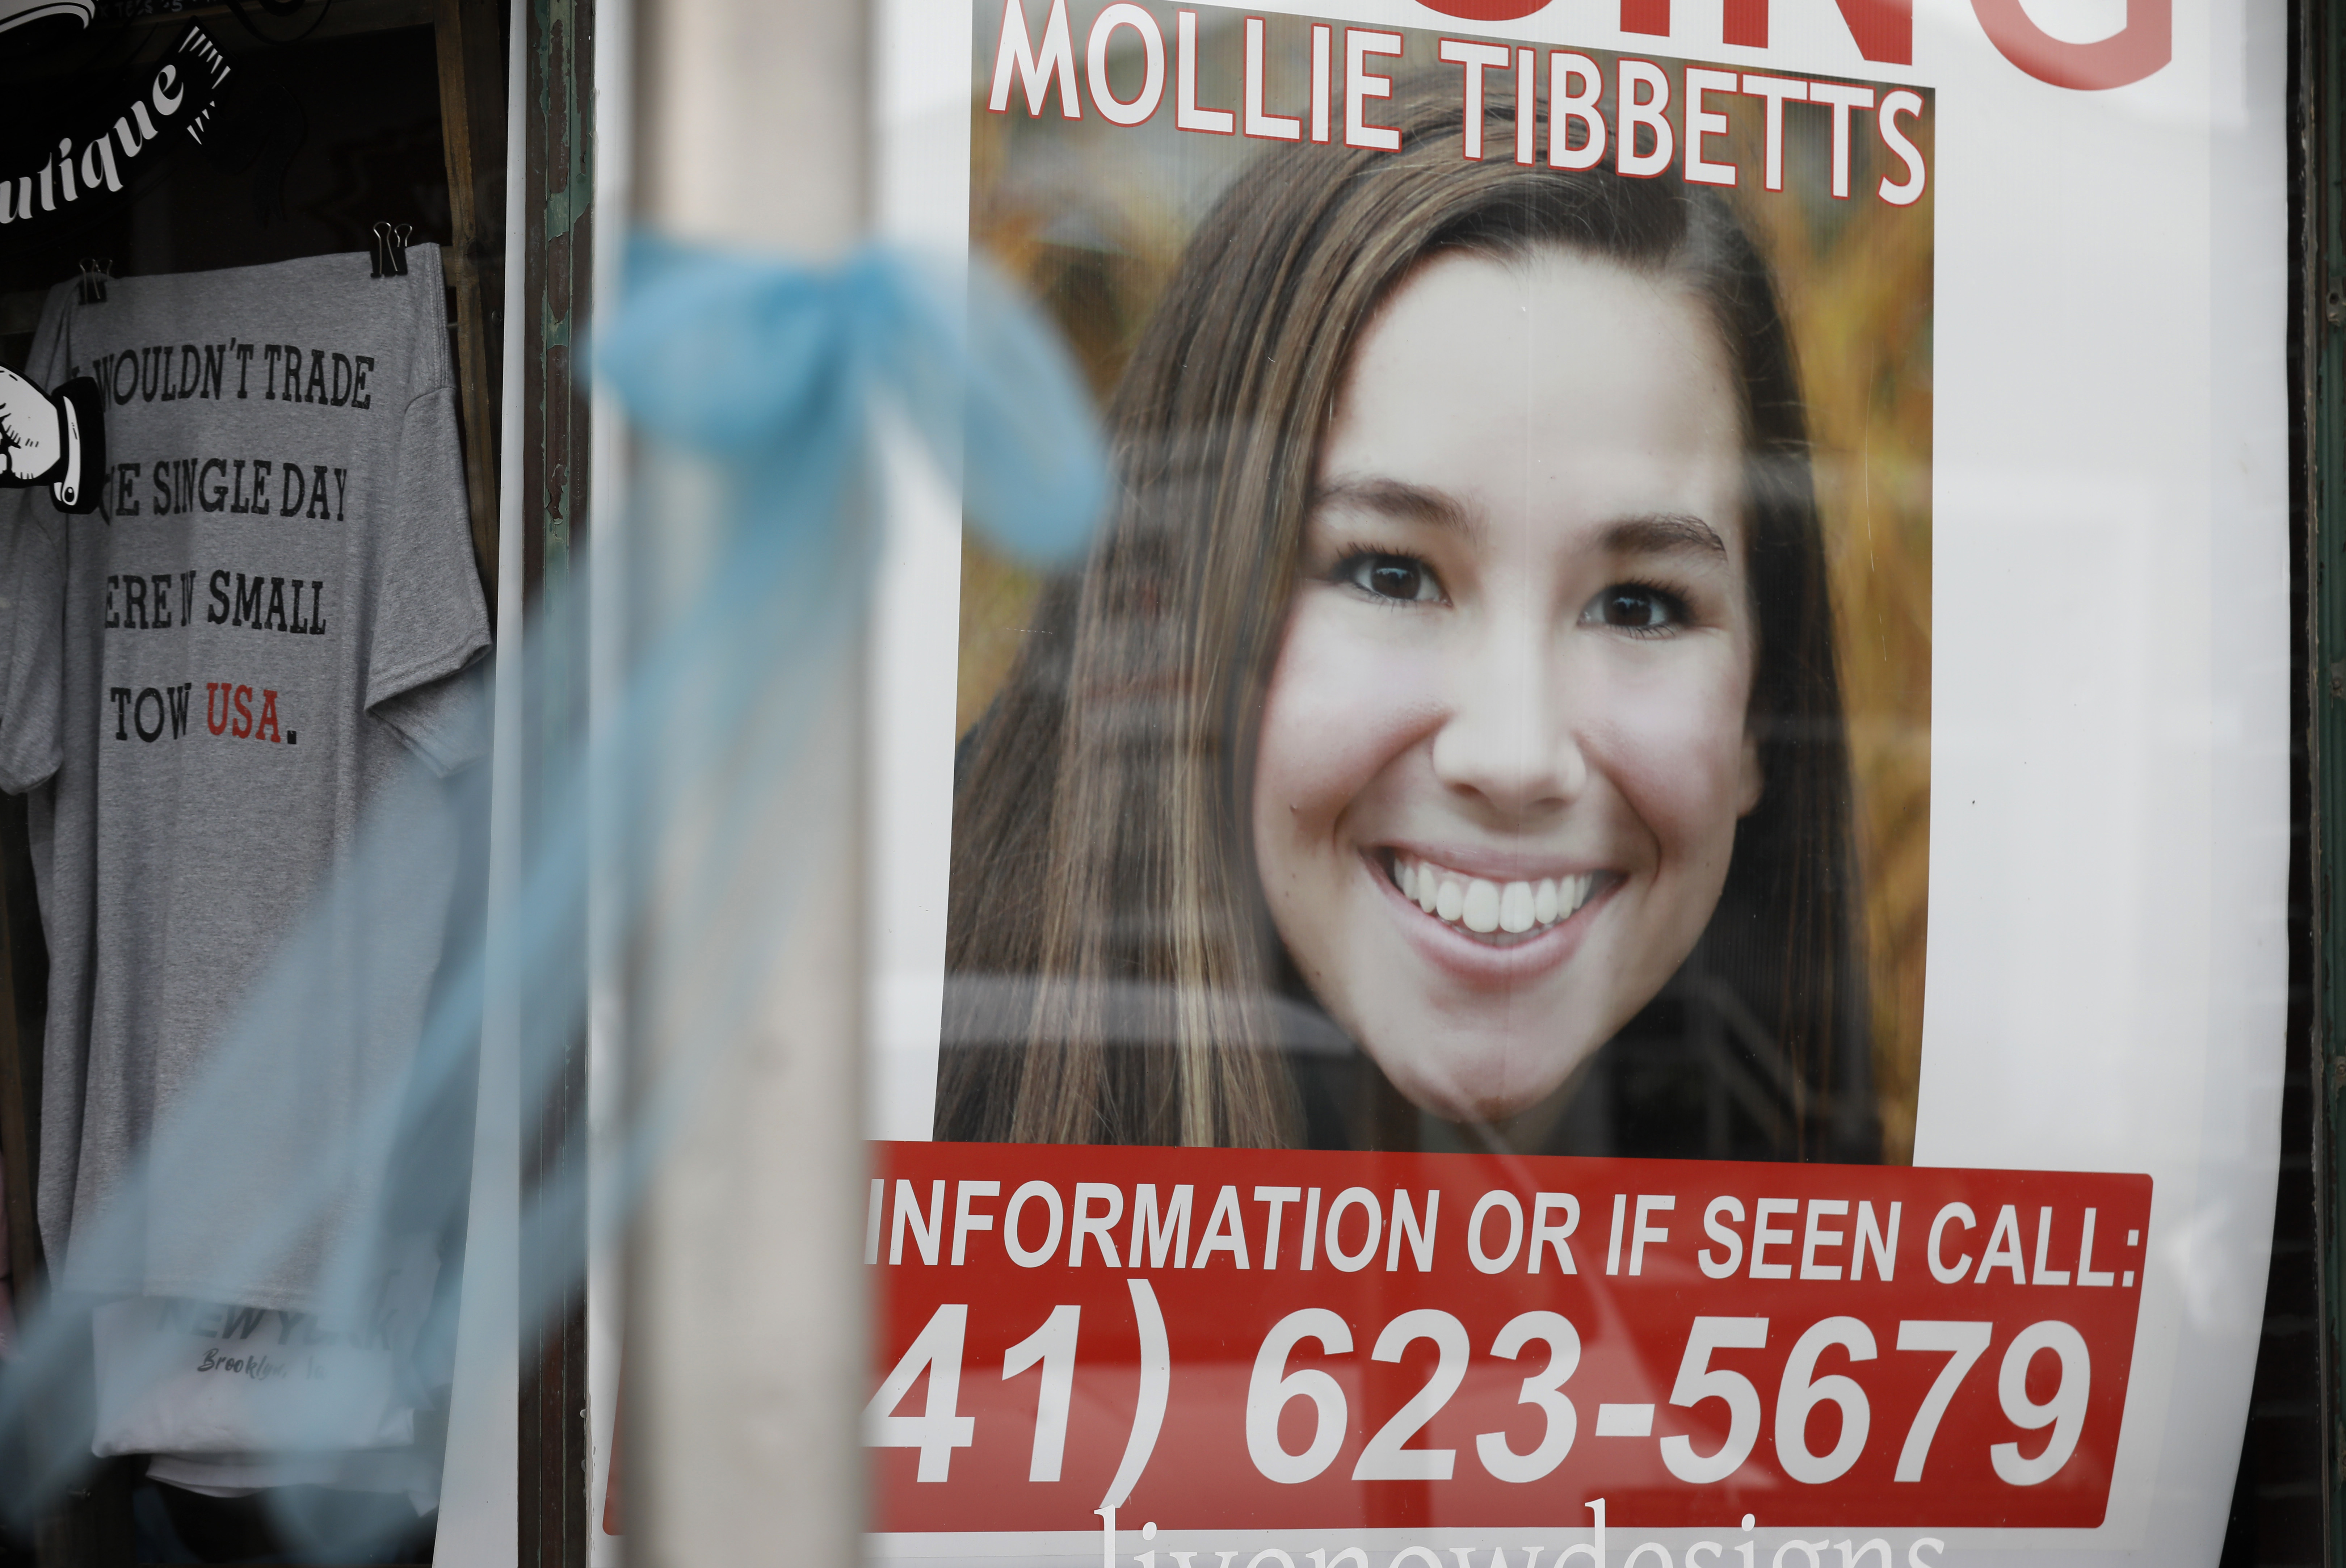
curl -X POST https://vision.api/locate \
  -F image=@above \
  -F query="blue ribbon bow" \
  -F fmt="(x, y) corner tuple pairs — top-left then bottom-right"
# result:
(597, 235), (1108, 567)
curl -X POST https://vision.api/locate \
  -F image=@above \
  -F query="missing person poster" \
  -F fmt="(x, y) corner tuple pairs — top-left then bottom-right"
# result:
(866, 0), (2284, 1562)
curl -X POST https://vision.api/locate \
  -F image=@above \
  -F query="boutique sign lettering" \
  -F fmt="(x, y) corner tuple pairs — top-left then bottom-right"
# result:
(0, 25), (232, 231)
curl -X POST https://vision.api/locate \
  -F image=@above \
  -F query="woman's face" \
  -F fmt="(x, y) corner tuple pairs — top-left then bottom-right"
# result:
(1250, 247), (1761, 1124)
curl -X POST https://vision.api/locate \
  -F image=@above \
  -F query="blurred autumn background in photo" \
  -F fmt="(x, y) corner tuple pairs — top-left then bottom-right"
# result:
(959, 3), (1933, 1161)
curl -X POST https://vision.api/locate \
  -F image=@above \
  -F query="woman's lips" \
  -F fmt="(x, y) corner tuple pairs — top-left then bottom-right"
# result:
(1379, 849), (1618, 948)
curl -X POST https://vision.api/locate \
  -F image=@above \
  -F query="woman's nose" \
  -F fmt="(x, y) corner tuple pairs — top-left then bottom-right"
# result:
(1428, 619), (1588, 816)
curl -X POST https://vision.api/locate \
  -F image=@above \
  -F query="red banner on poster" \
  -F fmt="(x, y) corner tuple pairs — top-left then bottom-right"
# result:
(867, 1143), (2149, 1531)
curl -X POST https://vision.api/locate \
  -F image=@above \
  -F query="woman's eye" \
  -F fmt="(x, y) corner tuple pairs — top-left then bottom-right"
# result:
(1340, 552), (1442, 603)
(1586, 583), (1688, 631)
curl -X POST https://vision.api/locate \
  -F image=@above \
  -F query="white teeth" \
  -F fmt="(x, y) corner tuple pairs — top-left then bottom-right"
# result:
(1391, 855), (1597, 939)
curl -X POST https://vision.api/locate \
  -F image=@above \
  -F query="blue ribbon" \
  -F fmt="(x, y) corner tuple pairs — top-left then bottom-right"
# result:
(596, 235), (1108, 567)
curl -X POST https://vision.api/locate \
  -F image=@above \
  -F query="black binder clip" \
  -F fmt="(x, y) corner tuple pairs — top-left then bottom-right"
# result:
(75, 258), (111, 305)
(369, 222), (412, 279)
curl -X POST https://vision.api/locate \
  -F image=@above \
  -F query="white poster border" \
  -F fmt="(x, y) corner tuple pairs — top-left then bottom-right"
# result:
(865, 0), (2291, 1557)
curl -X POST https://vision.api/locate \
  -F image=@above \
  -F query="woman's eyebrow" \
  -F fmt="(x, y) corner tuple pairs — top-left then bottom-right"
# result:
(1600, 513), (1728, 558)
(1309, 476), (1479, 537)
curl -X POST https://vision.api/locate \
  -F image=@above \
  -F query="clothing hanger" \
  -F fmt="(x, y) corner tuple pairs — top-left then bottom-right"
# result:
(75, 257), (112, 305)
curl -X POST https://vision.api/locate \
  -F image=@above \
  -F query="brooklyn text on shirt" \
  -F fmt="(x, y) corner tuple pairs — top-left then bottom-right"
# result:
(133, 1295), (410, 1353)
(73, 340), (379, 410)
(101, 457), (352, 524)
(987, 3), (1931, 209)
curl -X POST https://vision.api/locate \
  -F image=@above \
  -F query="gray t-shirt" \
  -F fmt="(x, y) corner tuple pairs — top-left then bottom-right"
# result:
(0, 245), (492, 1308)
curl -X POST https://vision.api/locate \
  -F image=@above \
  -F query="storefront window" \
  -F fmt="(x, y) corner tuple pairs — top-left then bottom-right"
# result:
(1, 0), (2334, 1563)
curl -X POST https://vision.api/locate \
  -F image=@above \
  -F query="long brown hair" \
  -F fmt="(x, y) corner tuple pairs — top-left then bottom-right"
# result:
(938, 77), (1872, 1157)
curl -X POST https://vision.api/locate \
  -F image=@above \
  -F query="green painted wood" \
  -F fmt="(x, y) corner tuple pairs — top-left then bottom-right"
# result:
(516, 0), (595, 1562)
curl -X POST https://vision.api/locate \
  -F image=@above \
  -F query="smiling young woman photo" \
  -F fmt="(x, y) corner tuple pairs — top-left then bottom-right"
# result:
(936, 79), (1879, 1163)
